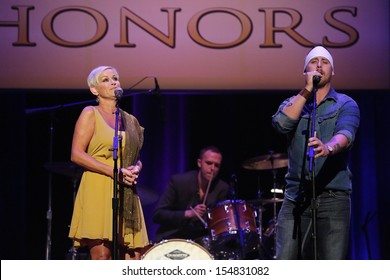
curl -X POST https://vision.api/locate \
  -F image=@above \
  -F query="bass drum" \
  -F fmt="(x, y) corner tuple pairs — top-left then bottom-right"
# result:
(142, 239), (213, 260)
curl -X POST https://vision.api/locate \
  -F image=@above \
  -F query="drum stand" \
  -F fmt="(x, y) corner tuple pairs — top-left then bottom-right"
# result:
(229, 176), (246, 260)
(270, 167), (278, 259)
(232, 199), (246, 259)
(242, 150), (287, 259)
(255, 189), (264, 258)
(67, 177), (80, 260)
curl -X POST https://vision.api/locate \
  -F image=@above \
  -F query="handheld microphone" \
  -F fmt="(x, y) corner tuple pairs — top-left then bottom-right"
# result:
(313, 75), (321, 85)
(114, 87), (123, 100)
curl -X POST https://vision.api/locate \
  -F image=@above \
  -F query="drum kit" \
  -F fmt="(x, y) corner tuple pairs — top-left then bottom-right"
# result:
(143, 151), (288, 260)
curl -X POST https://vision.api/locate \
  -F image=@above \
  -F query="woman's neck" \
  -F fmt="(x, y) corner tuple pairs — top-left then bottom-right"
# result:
(98, 102), (117, 114)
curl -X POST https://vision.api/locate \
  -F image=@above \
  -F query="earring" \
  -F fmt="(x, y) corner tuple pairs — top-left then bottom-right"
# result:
(95, 96), (99, 104)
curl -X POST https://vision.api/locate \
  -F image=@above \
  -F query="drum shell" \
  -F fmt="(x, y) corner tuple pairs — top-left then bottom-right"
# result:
(207, 200), (257, 238)
(141, 239), (213, 260)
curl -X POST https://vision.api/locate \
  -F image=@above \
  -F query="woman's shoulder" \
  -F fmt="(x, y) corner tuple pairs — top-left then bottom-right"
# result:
(83, 105), (97, 112)
(78, 105), (97, 121)
(80, 105), (97, 115)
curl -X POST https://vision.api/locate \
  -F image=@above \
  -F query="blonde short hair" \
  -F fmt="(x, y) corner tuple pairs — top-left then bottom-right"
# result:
(87, 66), (119, 87)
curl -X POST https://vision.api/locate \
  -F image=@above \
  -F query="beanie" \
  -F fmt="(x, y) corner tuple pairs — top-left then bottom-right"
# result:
(303, 46), (334, 72)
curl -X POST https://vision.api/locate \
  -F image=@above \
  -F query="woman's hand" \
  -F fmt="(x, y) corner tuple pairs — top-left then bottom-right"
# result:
(119, 164), (141, 186)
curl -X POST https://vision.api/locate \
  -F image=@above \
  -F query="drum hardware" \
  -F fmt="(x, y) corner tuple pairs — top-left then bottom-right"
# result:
(271, 188), (284, 194)
(248, 197), (283, 206)
(194, 235), (212, 252)
(270, 151), (280, 259)
(44, 161), (84, 180)
(68, 176), (79, 260)
(45, 162), (83, 260)
(230, 174), (245, 259)
(243, 150), (287, 259)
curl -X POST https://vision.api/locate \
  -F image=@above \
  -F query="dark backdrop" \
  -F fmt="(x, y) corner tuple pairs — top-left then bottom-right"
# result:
(1, 89), (389, 260)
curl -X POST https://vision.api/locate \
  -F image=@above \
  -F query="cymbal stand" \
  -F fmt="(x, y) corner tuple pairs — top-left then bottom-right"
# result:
(269, 151), (278, 259)
(67, 177), (80, 260)
(256, 187), (263, 244)
(255, 187), (264, 258)
(230, 175), (245, 259)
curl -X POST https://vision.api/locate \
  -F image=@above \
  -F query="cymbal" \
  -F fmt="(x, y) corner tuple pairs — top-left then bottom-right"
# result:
(242, 153), (288, 170)
(44, 162), (84, 179)
(248, 198), (284, 205)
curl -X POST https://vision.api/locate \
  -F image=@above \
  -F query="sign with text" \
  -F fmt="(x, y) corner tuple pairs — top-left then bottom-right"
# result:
(0, 0), (388, 90)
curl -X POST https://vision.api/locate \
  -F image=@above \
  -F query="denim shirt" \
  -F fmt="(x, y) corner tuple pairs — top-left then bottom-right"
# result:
(272, 88), (360, 202)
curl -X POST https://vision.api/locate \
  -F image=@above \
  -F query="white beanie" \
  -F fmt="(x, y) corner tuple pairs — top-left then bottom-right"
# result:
(303, 46), (334, 72)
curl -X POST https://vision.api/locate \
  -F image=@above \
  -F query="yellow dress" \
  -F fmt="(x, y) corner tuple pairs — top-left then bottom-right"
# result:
(69, 106), (149, 249)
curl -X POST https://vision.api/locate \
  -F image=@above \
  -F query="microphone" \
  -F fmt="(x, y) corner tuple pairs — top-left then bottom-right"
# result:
(153, 77), (160, 95)
(114, 87), (123, 100)
(313, 75), (321, 85)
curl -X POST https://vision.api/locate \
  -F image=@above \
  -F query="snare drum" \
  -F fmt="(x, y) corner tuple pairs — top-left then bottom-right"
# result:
(142, 239), (213, 260)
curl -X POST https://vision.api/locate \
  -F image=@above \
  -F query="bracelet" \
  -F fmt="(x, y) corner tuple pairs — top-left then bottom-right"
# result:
(299, 88), (312, 100)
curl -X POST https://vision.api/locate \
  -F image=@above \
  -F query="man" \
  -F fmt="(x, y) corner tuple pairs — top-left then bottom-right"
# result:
(272, 46), (360, 259)
(152, 146), (230, 243)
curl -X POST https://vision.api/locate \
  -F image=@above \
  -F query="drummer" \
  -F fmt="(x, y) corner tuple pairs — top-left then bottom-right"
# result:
(152, 146), (230, 244)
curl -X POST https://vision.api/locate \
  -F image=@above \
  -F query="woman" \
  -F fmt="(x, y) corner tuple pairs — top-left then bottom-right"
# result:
(68, 66), (149, 259)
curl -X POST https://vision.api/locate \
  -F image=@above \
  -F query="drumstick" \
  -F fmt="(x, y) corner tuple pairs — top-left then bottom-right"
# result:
(190, 206), (208, 228)
(202, 170), (214, 205)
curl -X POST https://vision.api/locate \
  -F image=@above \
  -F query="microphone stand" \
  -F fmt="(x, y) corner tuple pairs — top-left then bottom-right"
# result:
(308, 78), (319, 260)
(110, 77), (160, 259)
(25, 76), (159, 116)
(111, 98), (121, 260)
(45, 110), (55, 260)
